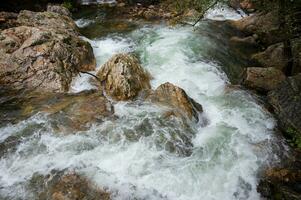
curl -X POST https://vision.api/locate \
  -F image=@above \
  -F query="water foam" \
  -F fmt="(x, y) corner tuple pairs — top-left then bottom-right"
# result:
(1, 16), (284, 200)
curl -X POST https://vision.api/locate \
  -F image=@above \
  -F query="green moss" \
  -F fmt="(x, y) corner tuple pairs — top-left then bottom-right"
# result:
(62, 1), (73, 11)
(286, 127), (301, 149)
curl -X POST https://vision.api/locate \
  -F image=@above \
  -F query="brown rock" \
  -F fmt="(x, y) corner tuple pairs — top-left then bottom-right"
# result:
(0, 21), (95, 92)
(242, 67), (286, 92)
(228, 11), (284, 45)
(97, 53), (151, 101)
(252, 43), (289, 72)
(21, 90), (114, 131)
(47, 4), (72, 17)
(148, 82), (203, 121)
(17, 10), (78, 35)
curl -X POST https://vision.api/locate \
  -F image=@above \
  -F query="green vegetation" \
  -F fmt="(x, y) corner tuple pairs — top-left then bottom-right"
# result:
(62, 0), (73, 10)
(286, 127), (301, 149)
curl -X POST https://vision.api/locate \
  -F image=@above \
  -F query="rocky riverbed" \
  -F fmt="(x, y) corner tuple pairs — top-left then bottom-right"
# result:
(0, 1), (301, 199)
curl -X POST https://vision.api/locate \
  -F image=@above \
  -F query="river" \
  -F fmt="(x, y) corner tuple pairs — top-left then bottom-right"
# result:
(0, 4), (287, 200)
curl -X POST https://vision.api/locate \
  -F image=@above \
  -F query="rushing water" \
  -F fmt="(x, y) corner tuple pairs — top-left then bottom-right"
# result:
(0, 6), (287, 200)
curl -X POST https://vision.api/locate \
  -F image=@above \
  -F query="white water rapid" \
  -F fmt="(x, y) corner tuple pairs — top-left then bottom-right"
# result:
(0, 6), (286, 200)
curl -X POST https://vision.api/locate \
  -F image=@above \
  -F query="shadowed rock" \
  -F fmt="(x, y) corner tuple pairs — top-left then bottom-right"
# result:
(268, 74), (301, 138)
(242, 67), (286, 92)
(97, 53), (151, 101)
(252, 43), (289, 72)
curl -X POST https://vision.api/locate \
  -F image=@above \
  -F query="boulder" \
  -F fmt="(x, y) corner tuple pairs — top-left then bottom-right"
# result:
(268, 74), (301, 139)
(242, 67), (286, 92)
(148, 82), (203, 122)
(97, 53), (151, 101)
(17, 10), (78, 35)
(47, 4), (72, 17)
(0, 10), (95, 93)
(228, 11), (284, 45)
(30, 171), (111, 200)
(252, 43), (289, 72)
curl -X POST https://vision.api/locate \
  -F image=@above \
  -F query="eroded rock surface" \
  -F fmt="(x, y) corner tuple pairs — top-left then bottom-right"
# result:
(0, 9), (95, 93)
(97, 53), (151, 101)
(242, 67), (286, 92)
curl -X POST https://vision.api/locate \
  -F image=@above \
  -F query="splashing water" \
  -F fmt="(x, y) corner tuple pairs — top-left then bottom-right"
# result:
(0, 7), (286, 200)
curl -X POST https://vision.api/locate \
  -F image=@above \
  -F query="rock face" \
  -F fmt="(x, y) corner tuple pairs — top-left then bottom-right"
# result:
(0, 9), (96, 93)
(31, 172), (111, 200)
(268, 74), (301, 138)
(47, 4), (72, 17)
(228, 11), (283, 45)
(97, 53), (151, 101)
(148, 82), (203, 122)
(242, 67), (286, 92)
(252, 43), (289, 72)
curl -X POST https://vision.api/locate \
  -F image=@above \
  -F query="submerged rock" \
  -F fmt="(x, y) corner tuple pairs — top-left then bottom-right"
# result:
(30, 171), (111, 200)
(148, 82), (203, 122)
(268, 74), (301, 139)
(97, 53), (151, 101)
(252, 43), (289, 72)
(0, 10), (95, 93)
(242, 67), (286, 92)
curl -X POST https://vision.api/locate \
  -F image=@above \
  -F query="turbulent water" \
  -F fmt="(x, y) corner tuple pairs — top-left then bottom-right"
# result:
(0, 6), (286, 200)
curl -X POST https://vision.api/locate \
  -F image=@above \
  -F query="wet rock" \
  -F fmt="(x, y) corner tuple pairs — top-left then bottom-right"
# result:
(0, 10), (95, 93)
(0, 12), (18, 30)
(96, 53), (151, 101)
(258, 167), (301, 200)
(268, 74), (301, 139)
(148, 82), (203, 122)
(24, 90), (114, 131)
(228, 11), (284, 45)
(47, 4), (72, 17)
(252, 43), (289, 72)
(242, 67), (286, 92)
(30, 171), (111, 200)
